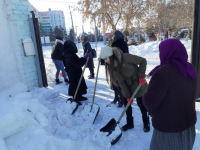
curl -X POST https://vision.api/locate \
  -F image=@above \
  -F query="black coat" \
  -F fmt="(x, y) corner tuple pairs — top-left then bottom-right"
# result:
(51, 41), (64, 60)
(111, 39), (129, 53)
(83, 42), (94, 68)
(63, 41), (87, 97)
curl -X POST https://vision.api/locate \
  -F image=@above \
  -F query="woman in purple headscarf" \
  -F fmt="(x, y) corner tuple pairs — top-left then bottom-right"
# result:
(143, 39), (197, 150)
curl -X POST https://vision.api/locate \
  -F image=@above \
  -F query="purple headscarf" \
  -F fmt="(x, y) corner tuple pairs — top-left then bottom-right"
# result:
(148, 39), (197, 79)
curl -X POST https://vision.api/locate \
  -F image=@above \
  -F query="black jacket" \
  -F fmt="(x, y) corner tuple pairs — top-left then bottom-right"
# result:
(62, 40), (87, 97)
(51, 41), (64, 60)
(111, 39), (129, 53)
(83, 42), (94, 68)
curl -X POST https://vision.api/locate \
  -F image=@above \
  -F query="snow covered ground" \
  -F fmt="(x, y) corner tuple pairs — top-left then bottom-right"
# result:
(0, 40), (200, 150)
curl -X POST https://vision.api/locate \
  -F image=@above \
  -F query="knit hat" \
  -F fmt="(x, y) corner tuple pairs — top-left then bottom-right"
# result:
(100, 46), (113, 59)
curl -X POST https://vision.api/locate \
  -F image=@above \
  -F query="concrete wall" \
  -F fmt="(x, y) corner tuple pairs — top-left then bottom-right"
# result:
(0, 0), (39, 92)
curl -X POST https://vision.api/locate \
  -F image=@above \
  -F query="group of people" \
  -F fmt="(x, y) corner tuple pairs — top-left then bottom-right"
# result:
(51, 35), (94, 105)
(51, 30), (197, 150)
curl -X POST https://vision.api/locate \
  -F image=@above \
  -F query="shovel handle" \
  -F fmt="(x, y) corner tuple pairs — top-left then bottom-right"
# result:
(90, 60), (100, 111)
(74, 57), (89, 100)
(117, 84), (142, 123)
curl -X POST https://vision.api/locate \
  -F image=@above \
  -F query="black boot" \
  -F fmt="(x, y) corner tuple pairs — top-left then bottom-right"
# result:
(121, 117), (134, 131)
(111, 90), (119, 104)
(80, 96), (88, 101)
(55, 79), (63, 85)
(65, 79), (69, 85)
(117, 90), (124, 107)
(143, 116), (150, 132)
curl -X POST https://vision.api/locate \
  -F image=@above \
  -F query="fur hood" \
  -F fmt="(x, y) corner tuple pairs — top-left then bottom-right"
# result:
(112, 47), (123, 66)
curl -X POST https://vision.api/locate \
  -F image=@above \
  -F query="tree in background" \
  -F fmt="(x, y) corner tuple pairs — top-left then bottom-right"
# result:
(53, 26), (64, 39)
(137, 34), (145, 44)
(49, 27), (55, 41)
(39, 24), (45, 37)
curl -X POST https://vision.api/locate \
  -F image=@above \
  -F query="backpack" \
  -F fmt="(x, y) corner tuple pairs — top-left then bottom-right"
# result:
(92, 49), (97, 58)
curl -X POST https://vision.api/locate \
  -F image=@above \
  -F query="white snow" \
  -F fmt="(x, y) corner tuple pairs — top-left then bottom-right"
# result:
(0, 40), (199, 150)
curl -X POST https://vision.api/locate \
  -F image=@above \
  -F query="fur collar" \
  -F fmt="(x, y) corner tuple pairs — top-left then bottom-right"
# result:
(56, 39), (64, 45)
(112, 47), (123, 67)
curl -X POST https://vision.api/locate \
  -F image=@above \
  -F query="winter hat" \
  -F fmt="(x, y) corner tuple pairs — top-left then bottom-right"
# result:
(113, 30), (124, 41)
(148, 39), (197, 79)
(56, 36), (63, 41)
(100, 46), (113, 59)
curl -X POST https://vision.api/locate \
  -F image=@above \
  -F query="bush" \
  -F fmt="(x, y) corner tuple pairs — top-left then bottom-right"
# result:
(137, 34), (145, 44)
(127, 38), (137, 46)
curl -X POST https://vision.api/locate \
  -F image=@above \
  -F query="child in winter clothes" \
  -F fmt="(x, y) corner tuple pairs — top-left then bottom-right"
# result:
(143, 39), (197, 150)
(62, 40), (92, 105)
(51, 36), (69, 85)
(100, 46), (150, 132)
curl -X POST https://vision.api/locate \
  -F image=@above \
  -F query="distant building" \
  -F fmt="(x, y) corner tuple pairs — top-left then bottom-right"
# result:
(30, 4), (67, 39)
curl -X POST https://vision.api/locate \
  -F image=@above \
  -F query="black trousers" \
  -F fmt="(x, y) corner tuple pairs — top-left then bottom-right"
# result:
(89, 67), (94, 76)
(124, 96), (148, 122)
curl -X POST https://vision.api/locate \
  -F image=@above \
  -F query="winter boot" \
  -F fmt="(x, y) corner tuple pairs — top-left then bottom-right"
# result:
(121, 117), (134, 131)
(55, 79), (63, 85)
(80, 96), (88, 101)
(117, 90), (124, 107)
(88, 74), (95, 79)
(143, 116), (150, 132)
(111, 90), (119, 104)
(65, 79), (69, 85)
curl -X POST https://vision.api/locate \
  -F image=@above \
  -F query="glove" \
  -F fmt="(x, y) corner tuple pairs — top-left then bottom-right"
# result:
(84, 53), (92, 59)
(127, 98), (132, 103)
(139, 78), (146, 85)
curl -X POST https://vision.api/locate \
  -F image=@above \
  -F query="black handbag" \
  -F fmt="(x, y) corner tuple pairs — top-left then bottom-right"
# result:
(92, 49), (97, 58)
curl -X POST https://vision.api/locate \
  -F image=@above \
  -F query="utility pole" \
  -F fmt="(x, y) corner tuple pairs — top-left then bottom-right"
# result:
(69, 6), (77, 44)
(93, 18), (97, 50)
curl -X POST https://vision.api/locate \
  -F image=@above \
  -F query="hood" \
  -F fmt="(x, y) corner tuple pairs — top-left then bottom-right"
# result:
(113, 30), (124, 41)
(64, 40), (78, 54)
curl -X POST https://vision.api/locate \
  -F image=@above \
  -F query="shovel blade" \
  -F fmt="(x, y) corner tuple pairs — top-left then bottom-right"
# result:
(82, 102), (100, 124)
(66, 98), (79, 115)
(100, 118), (122, 145)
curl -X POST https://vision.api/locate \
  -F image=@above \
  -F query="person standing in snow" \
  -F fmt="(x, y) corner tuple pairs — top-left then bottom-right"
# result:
(100, 46), (150, 132)
(62, 40), (92, 105)
(143, 39), (197, 150)
(51, 36), (69, 85)
(110, 30), (129, 107)
(80, 35), (95, 79)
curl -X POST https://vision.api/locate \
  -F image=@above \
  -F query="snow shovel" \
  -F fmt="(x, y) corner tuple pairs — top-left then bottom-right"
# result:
(100, 84), (142, 145)
(66, 57), (90, 115)
(82, 60), (101, 124)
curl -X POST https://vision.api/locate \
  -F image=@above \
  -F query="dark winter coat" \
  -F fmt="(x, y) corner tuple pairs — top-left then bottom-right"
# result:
(111, 39), (129, 53)
(83, 42), (94, 69)
(143, 64), (197, 133)
(114, 51), (148, 99)
(62, 40), (87, 97)
(51, 40), (64, 60)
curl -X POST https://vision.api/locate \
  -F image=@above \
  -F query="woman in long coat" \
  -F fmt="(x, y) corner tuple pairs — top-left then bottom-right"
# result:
(143, 39), (197, 150)
(62, 40), (91, 105)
